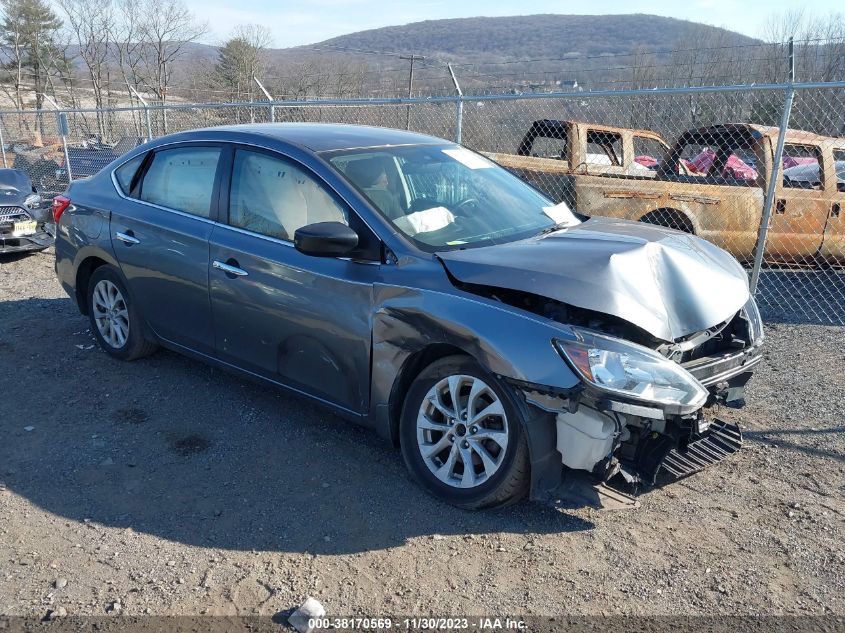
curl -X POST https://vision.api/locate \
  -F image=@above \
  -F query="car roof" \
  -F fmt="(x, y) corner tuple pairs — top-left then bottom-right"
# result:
(207, 123), (447, 152)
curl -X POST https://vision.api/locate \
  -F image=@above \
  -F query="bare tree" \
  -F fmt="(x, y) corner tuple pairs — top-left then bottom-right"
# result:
(759, 10), (845, 82)
(135, 0), (207, 131)
(57, 0), (114, 136)
(108, 0), (150, 135)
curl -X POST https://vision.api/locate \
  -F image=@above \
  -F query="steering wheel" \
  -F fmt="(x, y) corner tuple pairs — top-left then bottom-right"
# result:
(453, 198), (481, 215)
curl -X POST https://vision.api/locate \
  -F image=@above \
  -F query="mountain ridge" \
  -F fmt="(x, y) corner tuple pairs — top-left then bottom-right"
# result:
(292, 13), (761, 63)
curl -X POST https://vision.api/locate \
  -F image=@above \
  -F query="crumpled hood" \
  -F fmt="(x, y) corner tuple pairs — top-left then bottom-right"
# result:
(437, 217), (750, 342)
(0, 185), (25, 204)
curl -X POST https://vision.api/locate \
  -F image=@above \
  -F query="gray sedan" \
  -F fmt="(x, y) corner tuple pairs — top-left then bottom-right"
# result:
(54, 123), (763, 508)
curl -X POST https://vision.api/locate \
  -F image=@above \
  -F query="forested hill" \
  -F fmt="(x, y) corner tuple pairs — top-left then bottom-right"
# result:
(308, 14), (760, 62)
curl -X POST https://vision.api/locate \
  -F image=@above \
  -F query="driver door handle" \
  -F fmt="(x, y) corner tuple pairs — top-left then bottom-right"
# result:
(212, 259), (249, 277)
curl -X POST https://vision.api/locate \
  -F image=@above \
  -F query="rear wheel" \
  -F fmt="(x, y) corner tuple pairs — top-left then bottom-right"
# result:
(87, 266), (157, 361)
(400, 355), (530, 509)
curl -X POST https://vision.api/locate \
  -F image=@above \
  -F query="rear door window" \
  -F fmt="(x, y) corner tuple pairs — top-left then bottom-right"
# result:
(139, 147), (222, 218)
(585, 130), (622, 166)
(632, 136), (666, 171)
(782, 144), (822, 189)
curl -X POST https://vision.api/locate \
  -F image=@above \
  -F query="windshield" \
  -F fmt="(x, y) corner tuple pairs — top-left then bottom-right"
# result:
(326, 144), (579, 251)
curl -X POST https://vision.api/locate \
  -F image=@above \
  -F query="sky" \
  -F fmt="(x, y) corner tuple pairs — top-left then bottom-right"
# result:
(188, 0), (845, 48)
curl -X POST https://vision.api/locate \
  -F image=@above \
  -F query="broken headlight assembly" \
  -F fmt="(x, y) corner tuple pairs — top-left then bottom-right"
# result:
(24, 194), (42, 210)
(743, 296), (764, 345)
(555, 327), (708, 414)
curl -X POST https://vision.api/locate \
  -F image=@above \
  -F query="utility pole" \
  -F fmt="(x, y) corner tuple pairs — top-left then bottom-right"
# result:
(399, 54), (425, 130)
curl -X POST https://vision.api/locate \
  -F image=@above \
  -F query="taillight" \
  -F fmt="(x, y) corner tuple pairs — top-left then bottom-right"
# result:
(52, 195), (71, 223)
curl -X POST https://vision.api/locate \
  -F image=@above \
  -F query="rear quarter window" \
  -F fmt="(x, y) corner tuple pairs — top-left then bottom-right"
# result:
(114, 153), (146, 195)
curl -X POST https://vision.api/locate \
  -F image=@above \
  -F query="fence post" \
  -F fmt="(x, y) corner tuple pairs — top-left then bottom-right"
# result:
(253, 76), (275, 123)
(42, 94), (73, 183)
(750, 39), (795, 294)
(447, 63), (463, 144)
(130, 86), (153, 140)
(0, 115), (7, 168)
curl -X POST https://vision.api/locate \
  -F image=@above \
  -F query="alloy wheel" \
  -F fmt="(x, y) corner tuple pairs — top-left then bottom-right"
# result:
(416, 374), (509, 489)
(92, 279), (130, 349)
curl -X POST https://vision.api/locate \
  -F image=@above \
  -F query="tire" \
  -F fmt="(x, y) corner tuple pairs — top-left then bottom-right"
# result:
(86, 265), (158, 361)
(399, 355), (530, 510)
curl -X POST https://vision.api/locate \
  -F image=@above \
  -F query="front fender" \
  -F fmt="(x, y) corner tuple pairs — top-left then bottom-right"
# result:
(370, 284), (577, 499)
(370, 283), (579, 421)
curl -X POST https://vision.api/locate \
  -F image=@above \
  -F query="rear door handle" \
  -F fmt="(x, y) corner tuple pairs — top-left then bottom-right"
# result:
(115, 231), (140, 245)
(212, 259), (249, 277)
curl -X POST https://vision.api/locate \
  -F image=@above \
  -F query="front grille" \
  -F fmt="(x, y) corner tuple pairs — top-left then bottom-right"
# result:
(0, 207), (33, 231)
(0, 206), (29, 219)
(684, 350), (762, 386)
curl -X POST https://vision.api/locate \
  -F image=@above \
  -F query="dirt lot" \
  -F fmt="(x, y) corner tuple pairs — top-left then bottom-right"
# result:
(1, 249), (844, 620)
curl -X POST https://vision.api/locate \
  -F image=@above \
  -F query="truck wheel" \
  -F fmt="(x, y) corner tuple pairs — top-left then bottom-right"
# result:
(640, 209), (695, 234)
(400, 355), (530, 509)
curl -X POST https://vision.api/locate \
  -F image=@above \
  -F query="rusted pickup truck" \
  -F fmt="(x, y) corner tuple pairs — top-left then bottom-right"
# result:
(485, 119), (671, 209)
(491, 121), (845, 263)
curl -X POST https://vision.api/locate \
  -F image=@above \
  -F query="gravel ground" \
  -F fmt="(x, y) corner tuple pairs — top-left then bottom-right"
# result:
(1, 249), (844, 619)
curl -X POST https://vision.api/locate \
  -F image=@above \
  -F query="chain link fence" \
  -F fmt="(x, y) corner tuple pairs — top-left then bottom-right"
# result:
(1, 81), (843, 325)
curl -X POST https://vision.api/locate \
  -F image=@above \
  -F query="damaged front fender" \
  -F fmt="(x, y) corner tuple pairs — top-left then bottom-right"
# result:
(370, 281), (582, 445)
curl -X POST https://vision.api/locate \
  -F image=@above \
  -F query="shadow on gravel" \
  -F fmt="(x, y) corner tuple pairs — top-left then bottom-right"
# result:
(0, 252), (41, 264)
(0, 297), (594, 556)
(744, 428), (845, 463)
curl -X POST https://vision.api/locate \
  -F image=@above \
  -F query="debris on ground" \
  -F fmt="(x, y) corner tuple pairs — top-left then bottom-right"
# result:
(288, 596), (326, 633)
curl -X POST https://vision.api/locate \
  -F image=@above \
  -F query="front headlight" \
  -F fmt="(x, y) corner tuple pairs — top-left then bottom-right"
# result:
(24, 193), (42, 210)
(743, 297), (764, 344)
(555, 327), (708, 412)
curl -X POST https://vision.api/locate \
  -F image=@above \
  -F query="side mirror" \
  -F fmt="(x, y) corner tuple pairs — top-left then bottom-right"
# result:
(294, 221), (359, 257)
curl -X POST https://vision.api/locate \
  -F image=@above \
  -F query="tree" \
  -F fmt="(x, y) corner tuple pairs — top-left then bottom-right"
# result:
(215, 24), (272, 105)
(0, 0), (64, 111)
(108, 0), (151, 136)
(760, 10), (845, 82)
(135, 0), (207, 132)
(57, 0), (114, 136)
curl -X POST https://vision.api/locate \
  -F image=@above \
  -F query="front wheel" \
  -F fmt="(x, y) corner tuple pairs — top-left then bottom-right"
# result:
(400, 355), (530, 509)
(87, 266), (158, 361)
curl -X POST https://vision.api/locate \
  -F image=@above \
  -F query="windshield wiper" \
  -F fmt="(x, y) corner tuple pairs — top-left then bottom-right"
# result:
(536, 222), (572, 236)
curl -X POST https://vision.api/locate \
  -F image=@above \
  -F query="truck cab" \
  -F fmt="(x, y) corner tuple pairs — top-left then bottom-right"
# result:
(576, 123), (845, 263)
(484, 120), (669, 208)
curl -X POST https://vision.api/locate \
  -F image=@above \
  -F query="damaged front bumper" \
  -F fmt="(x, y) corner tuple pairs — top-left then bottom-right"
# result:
(0, 227), (54, 253)
(517, 344), (761, 500)
(0, 209), (55, 254)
